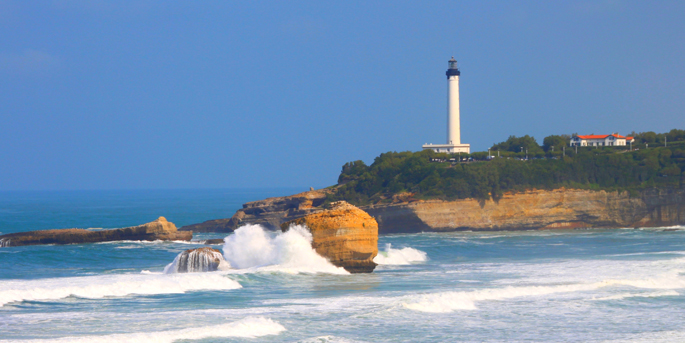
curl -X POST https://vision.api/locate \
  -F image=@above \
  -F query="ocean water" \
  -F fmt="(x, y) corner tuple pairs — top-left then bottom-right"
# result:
(2, 189), (685, 342)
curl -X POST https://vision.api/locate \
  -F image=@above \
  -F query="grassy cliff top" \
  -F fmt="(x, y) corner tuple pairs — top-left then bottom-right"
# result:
(325, 140), (685, 206)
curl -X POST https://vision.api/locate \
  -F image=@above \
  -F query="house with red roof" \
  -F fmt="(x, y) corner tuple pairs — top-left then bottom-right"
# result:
(570, 133), (634, 147)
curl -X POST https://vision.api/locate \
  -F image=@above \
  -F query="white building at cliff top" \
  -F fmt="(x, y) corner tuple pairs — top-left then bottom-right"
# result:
(422, 57), (471, 154)
(570, 134), (634, 147)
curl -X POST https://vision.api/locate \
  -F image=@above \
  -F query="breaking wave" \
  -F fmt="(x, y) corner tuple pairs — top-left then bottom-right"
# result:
(297, 336), (368, 343)
(402, 283), (600, 312)
(222, 224), (348, 275)
(402, 273), (685, 313)
(373, 243), (428, 265)
(593, 290), (679, 301)
(0, 316), (285, 342)
(0, 272), (241, 307)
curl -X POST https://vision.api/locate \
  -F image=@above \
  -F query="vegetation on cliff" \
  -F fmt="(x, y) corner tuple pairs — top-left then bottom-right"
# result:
(326, 130), (685, 206)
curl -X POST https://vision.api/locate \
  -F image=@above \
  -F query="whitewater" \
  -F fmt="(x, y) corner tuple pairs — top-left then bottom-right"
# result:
(2, 190), (685, 342)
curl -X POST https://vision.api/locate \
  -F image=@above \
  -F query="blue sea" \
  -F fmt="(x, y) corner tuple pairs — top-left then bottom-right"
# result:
(1, 189), (685, 342)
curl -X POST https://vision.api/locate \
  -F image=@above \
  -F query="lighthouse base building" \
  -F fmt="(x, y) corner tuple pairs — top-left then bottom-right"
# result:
(423, 57), (470, 154)
(422, 143), (471, 154)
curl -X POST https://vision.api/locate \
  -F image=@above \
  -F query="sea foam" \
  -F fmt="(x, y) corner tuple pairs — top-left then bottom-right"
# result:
(403, 271), (685, 313)
(0, 316), (285, 342)
(373, 243), (428, 265)
(0, 272), (241, 307)
(402, 283), (602, 312)
(298, 336), (367, 343)
(222, 224), (348, 275)
(593, 290), (679, 301)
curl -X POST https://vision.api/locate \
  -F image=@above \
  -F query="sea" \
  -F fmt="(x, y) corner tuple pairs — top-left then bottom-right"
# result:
(1, 188), (685, 342)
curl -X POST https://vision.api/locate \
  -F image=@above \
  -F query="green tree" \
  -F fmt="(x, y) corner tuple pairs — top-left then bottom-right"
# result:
(337, 160), (368, 184)
(542, 135), (570, 152)
(641, 131), (657, 144)
(491, 135), (543, 154)
(667, 129), (685, 143)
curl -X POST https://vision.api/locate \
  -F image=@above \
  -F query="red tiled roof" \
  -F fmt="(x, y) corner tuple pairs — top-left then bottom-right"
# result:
(577, 135), (610, 139)
(576, 134), (631, 140)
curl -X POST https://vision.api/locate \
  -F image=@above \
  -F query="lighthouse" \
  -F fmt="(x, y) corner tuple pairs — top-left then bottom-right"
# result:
(422, 57), (471, 154)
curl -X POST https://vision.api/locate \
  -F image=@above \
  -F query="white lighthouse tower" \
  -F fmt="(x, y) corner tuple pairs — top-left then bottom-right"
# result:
(422, 57), (471, 154)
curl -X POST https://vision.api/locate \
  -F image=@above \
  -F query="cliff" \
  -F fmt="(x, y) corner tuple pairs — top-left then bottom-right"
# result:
(365, 188), (684, 233)
(183, 188), (685, 234)
(281, 201), (378, 273)
(180, 189), (331, 232)
(0, 217), (192, 247)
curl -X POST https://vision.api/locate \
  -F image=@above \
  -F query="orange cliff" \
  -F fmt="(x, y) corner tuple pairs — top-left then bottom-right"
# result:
(364, 188), (685, 233)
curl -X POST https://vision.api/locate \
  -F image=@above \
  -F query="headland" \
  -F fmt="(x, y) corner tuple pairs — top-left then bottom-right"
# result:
(182, 130), (685, 234)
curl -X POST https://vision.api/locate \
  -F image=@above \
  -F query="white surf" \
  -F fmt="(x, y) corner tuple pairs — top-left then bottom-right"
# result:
(222, 224), (348, 275)
(0, 316), (285, 342)
(0, 272), (241, 307)
(373, 243), (428, 265)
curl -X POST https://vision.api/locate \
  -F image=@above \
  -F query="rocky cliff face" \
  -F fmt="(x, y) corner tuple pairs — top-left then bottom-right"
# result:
(181, 188), (685, 234)
(180, 189), (331, 232)
(365, 188), (685, 233)
(0, 217), (192, 247)
(281, 201), (378, 273)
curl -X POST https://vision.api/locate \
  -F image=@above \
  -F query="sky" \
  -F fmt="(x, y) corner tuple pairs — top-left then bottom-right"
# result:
(1, 1), (684, 191)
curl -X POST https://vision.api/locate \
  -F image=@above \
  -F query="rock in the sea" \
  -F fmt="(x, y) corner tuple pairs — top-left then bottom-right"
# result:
(164, 247), (230, 273)
(0, 217), (192, 247)
(281, 201), (378, 273)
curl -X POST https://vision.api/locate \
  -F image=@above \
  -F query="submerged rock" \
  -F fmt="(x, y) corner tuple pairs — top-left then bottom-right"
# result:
(281, 201), (378, 273)
(164, 247), (230, 273)
(201, 238), (226, 245)
(0, 217), (192, 247)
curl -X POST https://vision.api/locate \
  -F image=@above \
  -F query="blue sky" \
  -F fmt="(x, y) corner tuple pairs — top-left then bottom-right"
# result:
(1, 1), (684, 190)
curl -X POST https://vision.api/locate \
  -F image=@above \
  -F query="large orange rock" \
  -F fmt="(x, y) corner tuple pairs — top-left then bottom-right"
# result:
(0, 217), (192, 247)
(281, 201), (378, 273)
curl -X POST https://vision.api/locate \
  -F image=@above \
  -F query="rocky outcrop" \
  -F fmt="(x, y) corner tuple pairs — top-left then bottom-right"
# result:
(182, 187), (685, 234)
(281, 201), (378, 273)
(164, 247), (229, 273)
(0, 217), (192, 247)
(180, 189), (331, 232)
